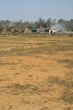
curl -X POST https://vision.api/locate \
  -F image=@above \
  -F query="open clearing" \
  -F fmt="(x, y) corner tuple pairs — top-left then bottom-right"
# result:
(0, 34), (73, 110)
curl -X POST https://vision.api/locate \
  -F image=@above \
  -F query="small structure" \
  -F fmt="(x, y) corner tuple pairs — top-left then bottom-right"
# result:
(24, 28), (30, 33)
(37, 28), (49, 33)
(49, 30), (55, 33)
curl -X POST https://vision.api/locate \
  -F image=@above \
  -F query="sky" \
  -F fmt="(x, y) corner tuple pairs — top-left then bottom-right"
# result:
(0, 0), (73, 21)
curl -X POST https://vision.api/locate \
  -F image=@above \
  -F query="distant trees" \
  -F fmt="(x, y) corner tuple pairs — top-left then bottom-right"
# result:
(0, 18), (73, 34)
(58, 19), (73, 31)
(33, 18), (54, 29)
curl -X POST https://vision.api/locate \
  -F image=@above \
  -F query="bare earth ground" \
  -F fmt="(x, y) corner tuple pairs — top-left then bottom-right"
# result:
(0, 34), (73, 110)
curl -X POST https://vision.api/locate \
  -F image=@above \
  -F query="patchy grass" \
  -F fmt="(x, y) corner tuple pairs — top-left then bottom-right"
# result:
(0, 61), (17, 66)
(47, 72), (73, 88)
(61, 90), (73, 104)
(0, 78), (5, 82)
(0, 44), (73, 56)
(40, 106), (48, 110)
(4, 83), (39, 95)
(61, 72), (73, 104)
(0, 34), (73, 110)
(0, 34), (73, 56)
(46, 72), (73, 104)
(58, 59), (73, 68)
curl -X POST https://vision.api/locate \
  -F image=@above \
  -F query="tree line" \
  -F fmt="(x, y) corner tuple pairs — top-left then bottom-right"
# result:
(0, 18), (73, 34)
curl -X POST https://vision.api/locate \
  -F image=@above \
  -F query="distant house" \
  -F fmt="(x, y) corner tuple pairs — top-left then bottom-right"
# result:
(24, 28), (30, 33)
(49, 29), (55, 33)
(37, 28), (49, 33)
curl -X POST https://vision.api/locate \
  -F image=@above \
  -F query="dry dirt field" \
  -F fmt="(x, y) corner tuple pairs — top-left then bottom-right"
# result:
(0, 34), (73, 110)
